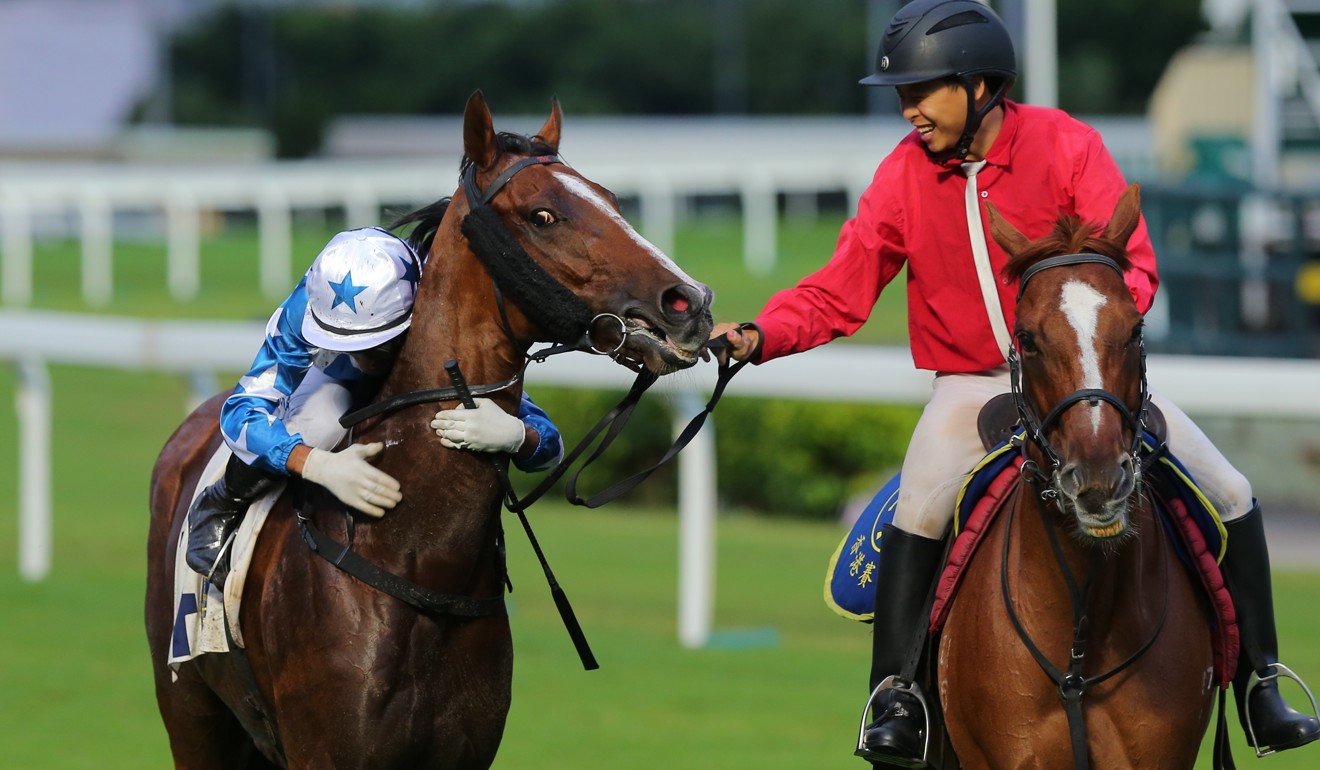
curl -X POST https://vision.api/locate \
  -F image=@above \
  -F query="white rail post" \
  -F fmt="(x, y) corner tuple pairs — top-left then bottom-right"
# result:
(80, 191), (114, 308)
(167, 189), (201, 301)
(258, 189), (293, 299)
(1252, 0), (1282, 190)
(187, 370), (221, 413)
(1024, 0), (1058, 108)
(742, 173), (777, 276)
(675, 392), (717, 649)
(640, 174), (677, 257)
(1, 194), (33, 306)
(345, 187), (380, 229)
(16, 359), (52, 582)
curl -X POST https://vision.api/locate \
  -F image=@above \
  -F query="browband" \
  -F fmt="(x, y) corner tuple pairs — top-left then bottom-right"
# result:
(1016, 253), (1124, 301)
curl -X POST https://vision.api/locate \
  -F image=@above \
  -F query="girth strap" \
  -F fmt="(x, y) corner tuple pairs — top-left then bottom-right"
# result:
(296, 507), (506, 619)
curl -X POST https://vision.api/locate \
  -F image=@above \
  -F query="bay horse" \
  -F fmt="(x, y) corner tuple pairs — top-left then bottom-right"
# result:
(936, 186), (1217, 769)
(144, 92), (713, 769)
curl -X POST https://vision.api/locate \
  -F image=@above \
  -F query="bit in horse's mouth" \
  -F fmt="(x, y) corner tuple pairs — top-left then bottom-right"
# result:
(625, 312), (698, 363)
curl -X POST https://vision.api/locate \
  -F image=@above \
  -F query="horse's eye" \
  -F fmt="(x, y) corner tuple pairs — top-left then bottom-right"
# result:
(1016, 331), (1038, 354)
(1126, 323), (1144, 348)
(529, 208), (559, 227)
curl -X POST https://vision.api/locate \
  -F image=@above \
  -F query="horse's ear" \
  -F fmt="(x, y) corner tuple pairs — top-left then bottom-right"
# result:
(536, 98), (562, 154)
(984, 201), (1030, 257)
(1103, 183), (1142, 248)
(463, 90), (499, 170)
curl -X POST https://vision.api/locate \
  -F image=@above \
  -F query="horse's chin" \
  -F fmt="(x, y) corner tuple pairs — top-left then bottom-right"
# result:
(1067, 500), (1132, 542)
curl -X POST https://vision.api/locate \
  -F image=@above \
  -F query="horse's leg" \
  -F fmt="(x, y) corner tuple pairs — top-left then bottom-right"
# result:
(148, 394), (271, 770)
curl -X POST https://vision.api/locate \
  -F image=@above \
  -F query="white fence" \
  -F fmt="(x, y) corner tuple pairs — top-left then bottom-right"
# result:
(5, 308), (1320, 646)
(0, 116), (1158, 308)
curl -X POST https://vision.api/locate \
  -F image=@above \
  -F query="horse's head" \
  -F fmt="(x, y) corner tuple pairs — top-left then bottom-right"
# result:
(987, 185), (1147, 541)
(455, 91), (713, 374)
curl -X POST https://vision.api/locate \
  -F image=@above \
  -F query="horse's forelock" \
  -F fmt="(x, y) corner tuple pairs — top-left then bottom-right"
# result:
(1001, 214), (1132, 283)
(457, 132), (555, 181)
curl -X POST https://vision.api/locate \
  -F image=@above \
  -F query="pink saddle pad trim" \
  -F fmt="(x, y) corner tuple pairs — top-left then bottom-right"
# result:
(928, 459), (1238, 689)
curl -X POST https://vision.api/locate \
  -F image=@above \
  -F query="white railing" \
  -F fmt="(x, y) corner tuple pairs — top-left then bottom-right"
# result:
(0, 116), (1158, 308)
(5, 309), (1320, 645)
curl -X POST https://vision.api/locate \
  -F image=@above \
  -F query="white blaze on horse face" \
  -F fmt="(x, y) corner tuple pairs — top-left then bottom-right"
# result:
(551, 172), (702, 289)
(1059, 280), (1109, 433)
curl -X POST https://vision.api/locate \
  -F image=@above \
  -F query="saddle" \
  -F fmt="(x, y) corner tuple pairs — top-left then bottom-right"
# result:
(976, 392), (1168, 452)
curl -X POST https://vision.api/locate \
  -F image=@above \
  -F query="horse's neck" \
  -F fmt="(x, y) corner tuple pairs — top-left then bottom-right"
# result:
(379, 235), (527, 409)
(350, 231), (526, 582)
(1014, 492), (1166, 638)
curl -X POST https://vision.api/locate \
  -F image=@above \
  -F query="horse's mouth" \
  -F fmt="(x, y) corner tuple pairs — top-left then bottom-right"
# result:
(622, 312), (709, 374)
(1072, 508), (1129, 540)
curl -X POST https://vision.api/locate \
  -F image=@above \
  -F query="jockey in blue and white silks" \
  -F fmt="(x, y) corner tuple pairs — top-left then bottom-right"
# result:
(219, 274), (563, 477)
(186, 227), (564, 586)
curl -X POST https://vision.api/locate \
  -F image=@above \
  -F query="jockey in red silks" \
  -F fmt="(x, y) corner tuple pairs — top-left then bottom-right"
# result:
(710, 0), (1319, 763)
(185, 226), (563, 588)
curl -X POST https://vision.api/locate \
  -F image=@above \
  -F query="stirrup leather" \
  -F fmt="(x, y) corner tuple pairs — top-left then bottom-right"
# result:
(1244, 662), (1320, 757)
(854, 675), (931, 767)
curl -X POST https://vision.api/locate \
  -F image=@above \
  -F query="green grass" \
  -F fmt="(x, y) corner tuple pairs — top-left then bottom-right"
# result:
(14, 216), (910, 344)
(1, 364), (1319, 767)
(3, 221), (1318, 766)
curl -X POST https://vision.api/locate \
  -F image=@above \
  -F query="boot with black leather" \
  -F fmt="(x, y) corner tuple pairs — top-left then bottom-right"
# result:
(1222, 504), (1320, 754)
(855, 524), (945, 768)
(185, 455), (277, 588)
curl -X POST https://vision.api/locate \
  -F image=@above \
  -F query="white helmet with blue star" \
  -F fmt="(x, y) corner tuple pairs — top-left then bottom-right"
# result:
(302, 227), (421, 352)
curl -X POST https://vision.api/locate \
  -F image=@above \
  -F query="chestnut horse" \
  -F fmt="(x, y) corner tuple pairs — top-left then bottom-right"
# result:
(144, 92), (713, 769)
(937, 186), (1216, 769)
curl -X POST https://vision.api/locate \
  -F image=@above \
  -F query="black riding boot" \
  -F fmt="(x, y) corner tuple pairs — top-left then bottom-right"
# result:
(1222, 504), (1320, 754)
(855, 524), (945, 768)
(185, 455), (277, 587)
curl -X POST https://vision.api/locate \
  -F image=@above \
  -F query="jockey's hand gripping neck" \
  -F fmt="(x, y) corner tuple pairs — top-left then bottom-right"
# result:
(300, 443), (402, 518)
(431, 398), (526, 454)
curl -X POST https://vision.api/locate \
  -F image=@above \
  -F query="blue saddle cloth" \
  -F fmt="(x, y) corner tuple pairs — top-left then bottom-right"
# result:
(824, 432), (1226, 622)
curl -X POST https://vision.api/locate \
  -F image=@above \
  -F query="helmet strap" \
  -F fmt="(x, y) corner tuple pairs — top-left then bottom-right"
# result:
(938, 75), (1012, 163)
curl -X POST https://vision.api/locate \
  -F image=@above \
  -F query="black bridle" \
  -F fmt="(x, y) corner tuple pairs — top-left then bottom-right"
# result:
(298, 152), (744, 672)
(1008, 253), (1151, 498)
(1002, 252), (1169, 770)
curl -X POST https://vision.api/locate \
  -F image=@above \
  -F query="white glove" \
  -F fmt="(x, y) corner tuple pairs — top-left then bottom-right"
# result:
(300, 443), (402, 518)
(431, 398), (527, 454)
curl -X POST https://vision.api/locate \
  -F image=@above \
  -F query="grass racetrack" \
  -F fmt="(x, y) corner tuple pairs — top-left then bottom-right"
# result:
(2, 217), (1319, 767)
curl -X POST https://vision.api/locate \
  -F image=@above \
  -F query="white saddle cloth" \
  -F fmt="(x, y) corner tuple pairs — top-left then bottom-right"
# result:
(167, 445), (283, 673)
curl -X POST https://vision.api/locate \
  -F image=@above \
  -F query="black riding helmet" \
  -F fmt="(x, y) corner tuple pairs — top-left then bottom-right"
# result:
(861, 0), (1018, 161)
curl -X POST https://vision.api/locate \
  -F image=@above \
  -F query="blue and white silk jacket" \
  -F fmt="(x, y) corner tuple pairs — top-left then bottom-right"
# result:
(219, 277), (563, 476)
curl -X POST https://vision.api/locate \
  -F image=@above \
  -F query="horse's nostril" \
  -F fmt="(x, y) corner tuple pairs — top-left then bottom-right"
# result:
(662, 285), (704, 318)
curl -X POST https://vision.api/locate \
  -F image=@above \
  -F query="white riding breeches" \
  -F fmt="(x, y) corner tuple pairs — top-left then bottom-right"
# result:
(278, 367), (353, 452)
(890, 367), (1254, 539)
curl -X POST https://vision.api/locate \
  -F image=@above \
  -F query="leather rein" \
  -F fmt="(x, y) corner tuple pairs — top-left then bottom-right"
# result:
(296, 153), (747, 671)
(1002, 252), (1172, 770)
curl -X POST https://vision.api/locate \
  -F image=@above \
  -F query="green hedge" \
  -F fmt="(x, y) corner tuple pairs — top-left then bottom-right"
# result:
(516, 386), (921, 520)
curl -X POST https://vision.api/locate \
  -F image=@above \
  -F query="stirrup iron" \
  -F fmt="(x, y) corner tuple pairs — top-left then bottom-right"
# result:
(854, 675), (931, 767)
(1244, 662), (1320, 757)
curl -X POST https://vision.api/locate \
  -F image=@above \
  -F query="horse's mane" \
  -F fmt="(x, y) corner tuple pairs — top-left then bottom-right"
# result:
(1000, 214), (1132, 283)
(389, 131), (554, 261)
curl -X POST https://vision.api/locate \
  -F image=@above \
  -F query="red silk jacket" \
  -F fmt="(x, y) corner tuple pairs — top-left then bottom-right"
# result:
(754, 101), (1158, 373)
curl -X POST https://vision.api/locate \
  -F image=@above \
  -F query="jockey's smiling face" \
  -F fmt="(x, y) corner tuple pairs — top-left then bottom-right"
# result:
(897, 76), (990, 157)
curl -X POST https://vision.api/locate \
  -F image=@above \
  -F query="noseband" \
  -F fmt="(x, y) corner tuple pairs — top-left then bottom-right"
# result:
(1008, 253), (1150, 498)
(460, 154), (637, 359)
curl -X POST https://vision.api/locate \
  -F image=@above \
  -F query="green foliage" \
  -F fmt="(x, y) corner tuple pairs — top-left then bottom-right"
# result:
(164, 0), (1207, 156)
(522, 387), (920, 520)
(1056, 0), (1206, 114)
